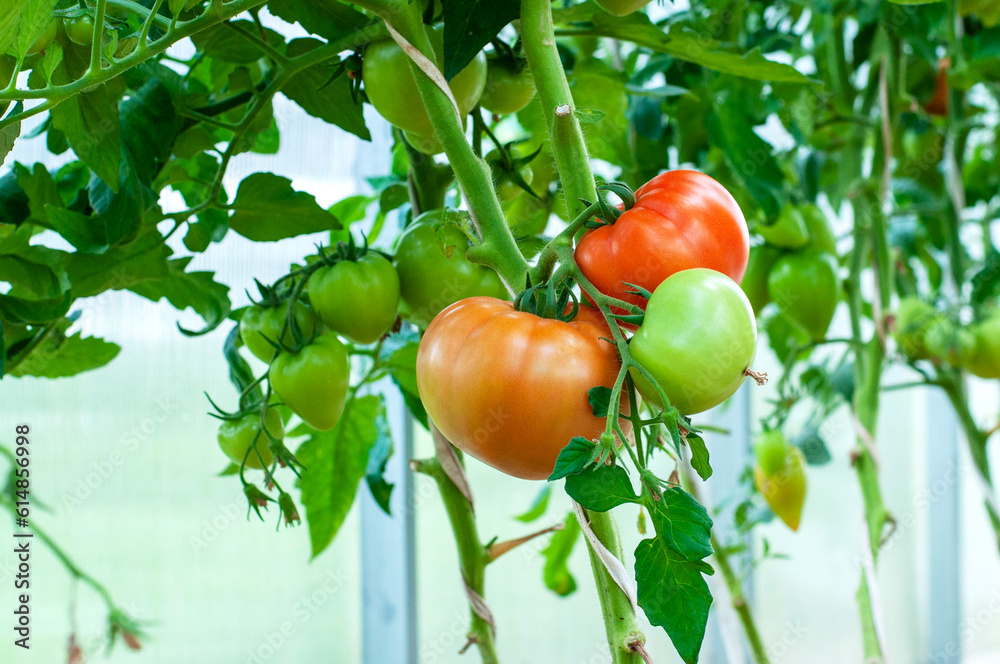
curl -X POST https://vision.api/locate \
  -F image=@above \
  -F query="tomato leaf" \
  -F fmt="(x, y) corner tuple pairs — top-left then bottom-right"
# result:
(794, 426), (833, 466)
(268, 0), (371, 43)
(128, 258), (231, 335)
(587, 385), (613, 418)
(514, 484), (552, 523)
(190, 21), (286, 64)
(649, 488), (714, 562)
(548, 437), (597, 480)
(542, 511), (580, 597)
(229, 173), (341, 241)
(297, 394), (383, 558)
(634, 538), (713, 664)
(441, 0), (520, 81)
(364, 405), (394, 515)
(283, 39), (371, 141)
(65, 228), (172, 298)
(686, 433), (713, 481)
(50, 84), (122, 193)
(564, 464), (638, 512)
(7, 318), (120, 379)
(971, 250), (1000, 308)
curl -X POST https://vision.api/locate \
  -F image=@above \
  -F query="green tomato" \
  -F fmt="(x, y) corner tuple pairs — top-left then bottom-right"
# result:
(753, 430), (789, 477)
(630, 268), (757, 415)
(480, 62), (536, 115)
(757, 207), (809, 249)
(404, 129), (444, 156)
(503, 192), (550, 237)
(595, 0), (653, 16)
(893, 297), (940, 360)
(767, 250), (839, 342)
(64, 15), (95, 46)
(924, 317), (975, 367)
(269, 333), (350, 431)
(217, 408), (283, 470)
(394, 212), (509, 327)
(800, 204), (837, 255)
(26, 20), (57, 55)
(239, 301), (320, 363)
(307, 252), (400, 344)
(962, 314), (1000, 378)
(754, 438), (807, 531)
(740, 244), (781, 315)
(362, 25), (487, 135)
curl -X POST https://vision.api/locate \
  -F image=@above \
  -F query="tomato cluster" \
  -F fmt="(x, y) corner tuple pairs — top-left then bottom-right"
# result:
(893, 297), (1000, 379)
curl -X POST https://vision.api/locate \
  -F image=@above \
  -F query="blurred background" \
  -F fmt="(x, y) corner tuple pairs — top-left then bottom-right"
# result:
(2, 4), (1000, 664)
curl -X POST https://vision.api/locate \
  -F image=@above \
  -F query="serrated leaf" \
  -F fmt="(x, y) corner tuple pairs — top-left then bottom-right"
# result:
(687, 433), (713, 480)
(515, 484), (552, 523)
(542, 511), (580, 597)
(649, 488), (714, 561)
(191, 21), (286, 64)
(268, 0), (371, 43)
(229, 173), (340, 241)
(283, 39), (370, 140)
(564, 464), (637, 512)
(297, 395), (383, 558)
(635, 538), (713, 664)
(574, 108), (607, 123)
(0, 110), (20, 166)
(168, 0), (186, 17)
(40, 41), (63, 83)
(0, 290), (71, 325)
(8, 325), (120, 379)
(548, 437), (597, 480)
(13, 0), (56, 57)
(587, 385), (613, 418)
(364, 405), (394, 515)
(441, 0), (520, 80)
(65, 228), (172, 298)
(50, 84), (121, 192)
(127, 257), (231, 333)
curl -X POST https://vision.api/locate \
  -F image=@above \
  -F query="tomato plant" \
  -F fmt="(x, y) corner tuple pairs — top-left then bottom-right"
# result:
(307, 249), (400, 344)
(239, 301), (319, 362)
(217, 409), (284, 470)
(416, 296), (627, 480)
(269, 333), (350, 431)
(575, 170), (750, 308)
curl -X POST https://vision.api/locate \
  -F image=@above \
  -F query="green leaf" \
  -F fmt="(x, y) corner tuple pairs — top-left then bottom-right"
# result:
(649, 488), (714, 561)
(229, 173), (341, 241)
(364, 405), (394, 515)
(587, 385), (613, 418)
(794, 426), (833, 466)
(7, 328), (120, 379)
(687, 433), (713, 481)
(268, 0), (371, 42)
(548, 437), (597, 481)
(127, 258), (231, 333)
(13, 0), (56, 58)
(66, 229), (172, 298)
(190, 21), (286, 64)
(635, 538), (713, 664)
(0, 107), (21, 166)
(283, 39), (370, 141)
(515, 485), (552, 523)
(50, 84), (122, 193)
(888, 0), (942, 3)
(0, 254), (64, 299)
(297, 395), (383, 558)
(564, 464), (637, 511)
(971, 251), (1000, 308)
(542, 511), (580, 597)
(441, 0), (520, 80)
(0, 290), (71, 325)
(553, 5), (814, 84)
(0, 0), (32, 55)
(571, 59), (633, 169)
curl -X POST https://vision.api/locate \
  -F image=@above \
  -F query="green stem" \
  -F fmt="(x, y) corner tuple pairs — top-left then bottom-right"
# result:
(402, 131), (454, 214)
(380, 5), (527, 291)
(520, 0), (598, 218)
(712, 533), (771, 664)
(414, 457), (498, 664)
(582, 509), (643, 664)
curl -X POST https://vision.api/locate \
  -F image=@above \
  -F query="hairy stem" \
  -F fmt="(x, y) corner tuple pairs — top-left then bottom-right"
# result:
(583, 509), (642, 664)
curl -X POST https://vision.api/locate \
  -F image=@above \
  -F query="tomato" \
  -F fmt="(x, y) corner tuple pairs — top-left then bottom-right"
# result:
(416, 296), (628, 480)
(753, 430), (807, 531)
(800, 204), (837, 255)
(595, 0), (653, 16)
(924, 58), (950, 117)
(740, 245), (780, 315)
(27, 20), (58, 55)
(892, 297), (939, 360)
(307, 252), (400, 344)
(269, 334), (350, 431)
(963, 314), (1000, 379)
(404, 130), (443, 156)
(240, 301), (320, 363)
(394, 213), (509, 327)
(217, 409), (283, 470)
(503, 190), (550, 237)
(65, 16), (95, 46)
(767, 250), (838, 342)
(486, 148), (534, 202)
(757, 207), (809, 249)
(362, 25), (487, 136)
(630, 269), (757, 415)
(480, 62), (536, 115)
(575, 170), (750, 309)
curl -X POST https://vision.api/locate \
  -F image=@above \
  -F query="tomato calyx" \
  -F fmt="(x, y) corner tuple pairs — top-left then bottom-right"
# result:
(513, 281), (580, 322)
(244, 483), (274, 519)
(582, 181), (636, 230)
(484, 140), (543, 200)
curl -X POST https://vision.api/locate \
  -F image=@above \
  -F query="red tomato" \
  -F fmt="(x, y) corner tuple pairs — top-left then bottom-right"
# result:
(575, 170), (750, 308)
(416, 297), (629, 480)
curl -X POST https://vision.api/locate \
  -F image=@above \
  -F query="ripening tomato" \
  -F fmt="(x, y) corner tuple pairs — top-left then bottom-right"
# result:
(575, 170), (750, 309)
(925, 58), (950, 117)
(480, 61), (536, 115)
(595, 0), (653, 16)
(741, 245), (780, 315)
(416, 297), (629, 480)
(394, 213), (509, 327)
(362, 25), (487, 136)
(217, 408), (283, 470)
(629, 269), (757, 415)
(767, 250), (839, 342)
(753, 430), (807, 531)
(269, 333), (350, 431)
(757, 207), (809, 249)
(307, 252), (400, 344)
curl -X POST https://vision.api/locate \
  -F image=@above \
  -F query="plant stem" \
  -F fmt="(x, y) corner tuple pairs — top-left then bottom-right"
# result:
(413, 458), (498, 664)
(712, 533), (771, 664)
(520, 0), (598, 218)
(379, 4), (527, 291)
